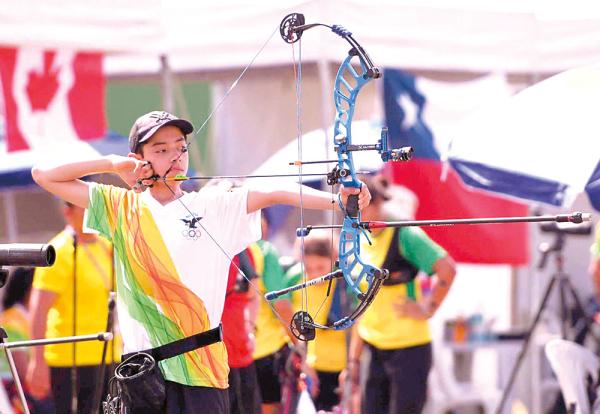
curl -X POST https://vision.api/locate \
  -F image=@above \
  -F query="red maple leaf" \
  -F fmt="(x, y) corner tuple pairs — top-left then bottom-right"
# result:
(26, 51), (59, 111)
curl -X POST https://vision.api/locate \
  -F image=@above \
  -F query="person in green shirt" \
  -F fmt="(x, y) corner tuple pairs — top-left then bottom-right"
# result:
(342, 174), (456, 414)
(251, 212), (297, 414)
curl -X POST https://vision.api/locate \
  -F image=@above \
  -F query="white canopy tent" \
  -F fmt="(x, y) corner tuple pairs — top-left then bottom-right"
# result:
(1, 0), (600, 75)
(4, 0), (600, 176)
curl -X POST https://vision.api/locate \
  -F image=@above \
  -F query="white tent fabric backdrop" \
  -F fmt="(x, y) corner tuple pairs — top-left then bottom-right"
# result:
(1, 0), (600, 74)
(447, 64), (600, 208)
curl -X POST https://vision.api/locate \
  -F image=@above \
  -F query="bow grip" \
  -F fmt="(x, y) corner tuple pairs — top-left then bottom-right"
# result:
(345, 184), (361, 218)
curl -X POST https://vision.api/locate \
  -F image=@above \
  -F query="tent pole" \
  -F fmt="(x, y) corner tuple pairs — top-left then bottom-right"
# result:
(160, 54), (174, 113)
(5, 192), (17, 243)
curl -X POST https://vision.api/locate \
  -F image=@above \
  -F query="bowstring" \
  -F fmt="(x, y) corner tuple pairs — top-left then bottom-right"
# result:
(193, 25), (279, 140)
(166, 25), (280, 171)
(291, 38), (310, 324)
(154, 19), (342, 336)
(290, 40), (339, 328)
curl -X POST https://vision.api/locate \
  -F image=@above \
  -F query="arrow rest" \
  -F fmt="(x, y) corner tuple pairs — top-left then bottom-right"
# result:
(327, 165), (351, 185)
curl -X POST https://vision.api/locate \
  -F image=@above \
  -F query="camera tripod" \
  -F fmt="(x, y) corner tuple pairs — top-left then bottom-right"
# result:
(496, 231), (600, 414)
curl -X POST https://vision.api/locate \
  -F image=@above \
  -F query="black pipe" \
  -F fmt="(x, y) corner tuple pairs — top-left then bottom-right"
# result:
(0, 244), (55, 267)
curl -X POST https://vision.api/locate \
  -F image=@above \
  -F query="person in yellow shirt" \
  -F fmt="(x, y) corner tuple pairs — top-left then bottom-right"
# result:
(250, 212), (296, 414)
(286, 230), (347, 412)
(0, 267), (54, 413)
(25, 201), (120, 414)
(0, 268), (33, 388)
(343, 174), (456, 414)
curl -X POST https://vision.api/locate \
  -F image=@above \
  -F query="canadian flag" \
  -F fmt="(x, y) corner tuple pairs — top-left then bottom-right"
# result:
(0, 47), (106, 152)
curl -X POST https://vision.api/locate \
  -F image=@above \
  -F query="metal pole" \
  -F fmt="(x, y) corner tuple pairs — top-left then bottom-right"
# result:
(160, 54), (174, 113)
(495, 275), (557, 414)
(71, 235), (78, 414)
(0, 331), (112, 414)
(2, 333), (113, 349)
(5, 191), (18, 243)
(2, 340), (29, 414)
(91, 292), (116, 414)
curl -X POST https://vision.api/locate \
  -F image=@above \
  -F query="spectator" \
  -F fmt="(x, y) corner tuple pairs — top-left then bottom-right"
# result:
(0, 267), (53, 413)
(251, 212), (297, 414)
(26, 202), (119, 414)
(223, 248), (261, 414)
(342, 174), (456, 414)
(286, 230), (346, 411)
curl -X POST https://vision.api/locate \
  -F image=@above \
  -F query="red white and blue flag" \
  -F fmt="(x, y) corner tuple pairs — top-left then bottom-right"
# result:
(384, 69), (529, 264)
(0, 47), (105, 152)
(0, 47), (108, 188)
(443, 65), (600, 213)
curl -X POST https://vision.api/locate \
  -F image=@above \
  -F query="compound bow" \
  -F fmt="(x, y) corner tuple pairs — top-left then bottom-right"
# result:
(143, 13), (592, 343)
(263, 13), (415, 341)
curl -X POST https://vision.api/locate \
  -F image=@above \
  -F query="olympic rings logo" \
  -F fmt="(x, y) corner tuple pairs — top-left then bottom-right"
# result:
(181, 228), (201, 240)
(180, 214), (203, 241)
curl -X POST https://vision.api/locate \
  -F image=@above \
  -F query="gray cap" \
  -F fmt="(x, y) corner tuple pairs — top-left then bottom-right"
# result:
(129, 111), (194, 152)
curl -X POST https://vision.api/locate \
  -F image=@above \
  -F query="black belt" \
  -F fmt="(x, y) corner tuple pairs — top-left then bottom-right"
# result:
(123, 324), (223, 362)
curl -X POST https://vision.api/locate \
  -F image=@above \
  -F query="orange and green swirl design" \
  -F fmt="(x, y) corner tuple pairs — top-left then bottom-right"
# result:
(86, 184), (228, 388)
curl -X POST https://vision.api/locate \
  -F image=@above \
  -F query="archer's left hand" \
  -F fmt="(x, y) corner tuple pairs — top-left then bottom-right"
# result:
(340, 182), (371, 211)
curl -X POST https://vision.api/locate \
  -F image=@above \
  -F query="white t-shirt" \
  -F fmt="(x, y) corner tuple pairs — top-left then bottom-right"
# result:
(85, 183), (261, 388)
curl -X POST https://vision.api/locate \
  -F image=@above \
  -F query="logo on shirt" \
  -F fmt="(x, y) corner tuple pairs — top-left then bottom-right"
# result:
(180, 214), (203, 240)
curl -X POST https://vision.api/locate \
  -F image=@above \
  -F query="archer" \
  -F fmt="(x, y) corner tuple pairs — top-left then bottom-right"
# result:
(31, 110), (370, 414)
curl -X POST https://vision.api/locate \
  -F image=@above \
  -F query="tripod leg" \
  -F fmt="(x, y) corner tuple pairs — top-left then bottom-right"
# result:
(559, 277), (569, 339)
(564, 277), (600, 344)
(0, 335), (31, 414)
(496, 275), (557, 414)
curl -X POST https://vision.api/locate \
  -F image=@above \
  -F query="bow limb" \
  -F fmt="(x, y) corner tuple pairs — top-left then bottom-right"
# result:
(327, 24), (388, 331)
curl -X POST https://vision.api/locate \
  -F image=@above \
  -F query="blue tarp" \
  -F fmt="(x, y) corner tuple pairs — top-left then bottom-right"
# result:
(0, 130), (129, 189)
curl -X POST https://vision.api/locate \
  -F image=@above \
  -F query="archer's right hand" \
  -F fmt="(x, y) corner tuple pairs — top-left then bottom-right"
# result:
(109, 155), (155, 192)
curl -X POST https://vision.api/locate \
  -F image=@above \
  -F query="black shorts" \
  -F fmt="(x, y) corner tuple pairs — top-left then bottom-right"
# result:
(362, 342), (432, 414)
(228, 363), (260, 414)
(254, 344), (291, 404)
(315, 370), (341, 411)
(50, 365), (110, 414)
(165, 381), (229, 414)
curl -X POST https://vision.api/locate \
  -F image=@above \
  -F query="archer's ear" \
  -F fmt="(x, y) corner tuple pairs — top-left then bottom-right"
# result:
(128, 152), (143, 161)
